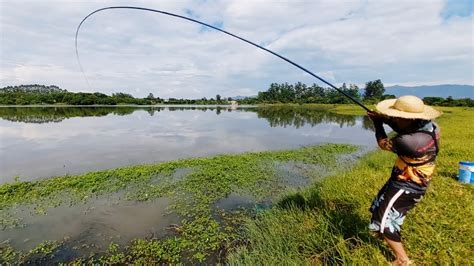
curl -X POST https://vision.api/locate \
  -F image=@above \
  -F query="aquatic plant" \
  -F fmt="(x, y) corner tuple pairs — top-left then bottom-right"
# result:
(0, 142), (356, 263)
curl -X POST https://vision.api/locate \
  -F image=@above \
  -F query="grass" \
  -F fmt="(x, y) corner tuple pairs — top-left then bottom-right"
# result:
(0, 142), (356, 264)
(1, 105), (472, 264)
(0, 240), (62, 264)
(227, 106), (474, 264)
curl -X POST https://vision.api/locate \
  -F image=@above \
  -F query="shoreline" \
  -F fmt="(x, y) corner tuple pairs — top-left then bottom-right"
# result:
(1, 106), (472, 264)
(1, 143), (360, 263)
(0, 104), (256, 108)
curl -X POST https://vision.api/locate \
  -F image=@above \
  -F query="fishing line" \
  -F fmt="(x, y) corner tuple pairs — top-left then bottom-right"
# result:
(75, 6), (371, 111)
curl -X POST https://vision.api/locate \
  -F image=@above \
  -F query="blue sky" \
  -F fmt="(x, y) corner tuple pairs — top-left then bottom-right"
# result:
(0, 0), (472, 98)
(441, 0), (473, 19)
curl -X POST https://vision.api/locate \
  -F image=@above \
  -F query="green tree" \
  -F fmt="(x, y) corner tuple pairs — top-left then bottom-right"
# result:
(381, 94), (396, 100)
(363, 79), (385, 101)
(348, 84), (361, 99)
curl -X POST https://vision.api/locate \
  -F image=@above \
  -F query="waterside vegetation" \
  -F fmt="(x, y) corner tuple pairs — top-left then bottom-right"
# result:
(0, 105), (472, 264)
(228, 105), (474, 264)
(3, 81), (472, 107)
(0, 141), (357, 263)
(0, 85), (226, 105)
(240, 80), (473, 107)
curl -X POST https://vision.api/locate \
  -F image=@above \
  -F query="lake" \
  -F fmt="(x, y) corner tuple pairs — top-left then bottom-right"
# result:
(0, 106), (376, 183)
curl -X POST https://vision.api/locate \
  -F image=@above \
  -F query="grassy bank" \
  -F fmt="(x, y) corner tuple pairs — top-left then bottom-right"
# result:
(227, 106), (474, 264)
(1, 105), (472, 264)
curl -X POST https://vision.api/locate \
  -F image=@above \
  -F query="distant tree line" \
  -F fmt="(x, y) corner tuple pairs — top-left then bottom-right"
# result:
(238, 79), (473, 107)
(422, 96), (473, 107)
(1, 83), (472, 107)
(166, 94), (228, 105)
(238, 79), (388, 104)
(255, 82), (362, 104)
(0, 85), (233, 105)
(0, 85), (163, 105)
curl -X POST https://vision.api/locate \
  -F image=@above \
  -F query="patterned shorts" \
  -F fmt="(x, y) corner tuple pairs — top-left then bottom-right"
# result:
(368, 182), (424, 242)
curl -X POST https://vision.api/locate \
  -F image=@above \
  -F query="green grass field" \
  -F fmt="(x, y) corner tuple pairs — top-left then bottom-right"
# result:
(227, 106), (474, 265)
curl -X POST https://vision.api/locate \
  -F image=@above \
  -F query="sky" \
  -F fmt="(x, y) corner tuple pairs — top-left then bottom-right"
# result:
(0, 0), (473, 98)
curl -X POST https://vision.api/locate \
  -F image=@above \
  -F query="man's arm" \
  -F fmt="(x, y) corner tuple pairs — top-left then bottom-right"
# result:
(367, 111), (394, 152)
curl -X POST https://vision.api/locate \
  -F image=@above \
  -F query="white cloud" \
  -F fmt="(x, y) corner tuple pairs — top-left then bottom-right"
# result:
(0, 0), (472, 98)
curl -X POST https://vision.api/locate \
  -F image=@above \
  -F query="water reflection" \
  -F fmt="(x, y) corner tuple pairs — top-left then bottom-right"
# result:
(0, 106), (236, 124)
(251, 106), (357, 128)
(361, 116), (375, 131)
(0, 106), (376, 182)
(0, 106), (138, 124)
(0, 106), (374, 131)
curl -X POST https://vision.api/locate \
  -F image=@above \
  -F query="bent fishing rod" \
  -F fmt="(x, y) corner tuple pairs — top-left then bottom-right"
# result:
(75, 6), (371, 112)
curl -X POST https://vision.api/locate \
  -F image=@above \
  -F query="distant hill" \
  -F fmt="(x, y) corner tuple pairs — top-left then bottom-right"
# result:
(385, 85), (473, 99)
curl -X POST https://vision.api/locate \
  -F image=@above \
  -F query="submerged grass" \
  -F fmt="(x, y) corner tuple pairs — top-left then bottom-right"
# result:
(0, 142), (357, 263)
(227, 106), (474, 264)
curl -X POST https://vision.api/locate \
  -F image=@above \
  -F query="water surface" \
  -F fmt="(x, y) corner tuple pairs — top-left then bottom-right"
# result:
(0, 106), (375, 183)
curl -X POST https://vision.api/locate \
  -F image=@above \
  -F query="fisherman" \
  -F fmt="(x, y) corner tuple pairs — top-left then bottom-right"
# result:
(367, 95), (441, 266)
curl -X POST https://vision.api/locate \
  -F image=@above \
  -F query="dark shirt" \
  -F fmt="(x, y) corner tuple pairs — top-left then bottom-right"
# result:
(374, 120), (440, 193)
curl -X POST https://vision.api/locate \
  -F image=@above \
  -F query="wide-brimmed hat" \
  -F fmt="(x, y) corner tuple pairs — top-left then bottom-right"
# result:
(376, 95), (442, 120)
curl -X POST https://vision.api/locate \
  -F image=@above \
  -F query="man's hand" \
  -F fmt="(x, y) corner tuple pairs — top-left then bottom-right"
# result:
(367, 111), (386, 124)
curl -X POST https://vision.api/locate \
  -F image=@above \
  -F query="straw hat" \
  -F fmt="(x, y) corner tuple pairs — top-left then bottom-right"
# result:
(375, 95), (442, 120)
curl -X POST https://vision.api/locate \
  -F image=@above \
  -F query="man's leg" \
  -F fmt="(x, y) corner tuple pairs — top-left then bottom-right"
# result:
(384, 237), (410, 265)
(369, 186), (423, 264)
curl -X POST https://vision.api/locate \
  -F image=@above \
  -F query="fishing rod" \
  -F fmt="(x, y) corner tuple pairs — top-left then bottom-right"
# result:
(75, 6), (371, 112)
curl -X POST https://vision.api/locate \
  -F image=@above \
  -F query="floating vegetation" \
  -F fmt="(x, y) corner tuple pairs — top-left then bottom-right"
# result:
(0, 143), (359, 263)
